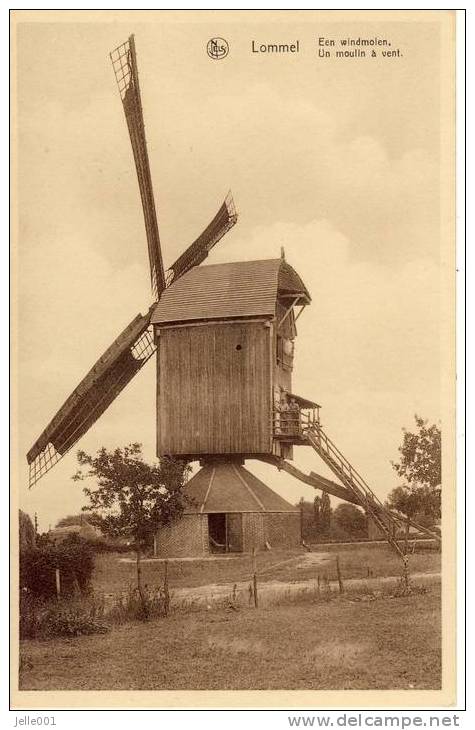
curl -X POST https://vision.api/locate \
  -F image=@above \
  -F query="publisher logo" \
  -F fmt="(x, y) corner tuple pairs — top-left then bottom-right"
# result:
(207, 37), (229, 60)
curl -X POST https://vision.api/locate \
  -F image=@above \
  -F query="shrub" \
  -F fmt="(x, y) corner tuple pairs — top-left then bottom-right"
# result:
(19, 592), (108, 639)
(19, 651), (34, 673)
(20, 535), (95, 599)
(19, 592), (48, 639)
(41, 600), (109, 637)
(413, 539), (440, 552)
(106, 585), (169, 623)
(84, 538), (132, 554)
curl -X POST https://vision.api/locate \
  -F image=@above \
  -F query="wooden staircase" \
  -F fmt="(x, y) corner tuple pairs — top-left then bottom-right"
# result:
(303, 422), (406, 558)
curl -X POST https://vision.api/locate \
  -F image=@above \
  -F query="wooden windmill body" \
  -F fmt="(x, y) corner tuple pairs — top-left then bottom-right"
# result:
(152, 257), (312, 462)
(27, 36), (439, 557)
(151, 258), (314, 556)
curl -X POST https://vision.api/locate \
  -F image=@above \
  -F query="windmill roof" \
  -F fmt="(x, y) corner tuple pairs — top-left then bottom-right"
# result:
(183, 462), (299, 514)
(50, 525), (82, 535)
(151, 258), (310, 325)
(48, 523), (102, 538)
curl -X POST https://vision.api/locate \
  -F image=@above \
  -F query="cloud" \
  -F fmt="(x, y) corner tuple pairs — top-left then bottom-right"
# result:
(141, 81), (439, 266)
(18, 70), (439, 277)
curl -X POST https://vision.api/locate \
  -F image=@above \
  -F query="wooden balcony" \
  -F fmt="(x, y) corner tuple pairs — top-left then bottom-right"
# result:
(273, 404), (320, 445)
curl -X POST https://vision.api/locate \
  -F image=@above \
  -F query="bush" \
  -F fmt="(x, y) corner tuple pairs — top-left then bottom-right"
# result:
(84, 538), (132, 554)
(20, 535), (95, 599)
(41, 601), (109, 637)
(107, 585), (169, 623)
(20, 592), (47, 639)
(19, 592), (108, 639)
(19, 651), (33, 673)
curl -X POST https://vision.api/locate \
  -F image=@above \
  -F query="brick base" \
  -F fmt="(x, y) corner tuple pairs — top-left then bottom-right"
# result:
(155, 511), (300, 557)
(155, 514), (209, 558)
(265, 512), (301, 548)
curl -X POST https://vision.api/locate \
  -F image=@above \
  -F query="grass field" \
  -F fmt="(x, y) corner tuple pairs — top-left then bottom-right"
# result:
(92, 542), (440, 595)
(19, 588), (441, 691)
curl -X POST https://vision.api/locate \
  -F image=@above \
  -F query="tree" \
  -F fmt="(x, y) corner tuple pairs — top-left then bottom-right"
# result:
(73, 443), (191, 616)
(389, 416), (441, 526)
(386, 484), (441, 524)
(333, 503), (367, 538)
(320, 491), (332, 536)
(313, 495), (321, 532)
(19, 510), (36, 552)
(392, 415), (441, 488)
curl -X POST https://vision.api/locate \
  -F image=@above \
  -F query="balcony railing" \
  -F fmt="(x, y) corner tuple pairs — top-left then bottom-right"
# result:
(273, 406), (320, 440)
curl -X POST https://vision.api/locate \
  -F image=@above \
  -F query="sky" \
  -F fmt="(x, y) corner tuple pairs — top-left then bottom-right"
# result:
(14, 14), (449, 531)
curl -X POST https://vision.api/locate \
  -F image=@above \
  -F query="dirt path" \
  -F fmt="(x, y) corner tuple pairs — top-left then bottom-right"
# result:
(257, 551), (331, 575)
(169, 571), (441, 608)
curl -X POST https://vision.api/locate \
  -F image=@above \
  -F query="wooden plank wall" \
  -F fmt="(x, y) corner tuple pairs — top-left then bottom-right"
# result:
(157, 321), (272, 456)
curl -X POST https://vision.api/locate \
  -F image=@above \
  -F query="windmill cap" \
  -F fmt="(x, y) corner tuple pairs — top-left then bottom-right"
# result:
(151, 258), (310, 326)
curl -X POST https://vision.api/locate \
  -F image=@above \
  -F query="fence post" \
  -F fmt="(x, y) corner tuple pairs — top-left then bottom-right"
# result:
(55, 568), (61, 599)
(403, 555), (410, 592)
(336, 555), (344, 594)
(163, 559), (170, 616)
(252, 548), (258, 608)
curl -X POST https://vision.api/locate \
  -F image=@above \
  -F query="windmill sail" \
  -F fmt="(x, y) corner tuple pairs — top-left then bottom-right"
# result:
(27, 311), (156, 488)
(110, 36), (166, 299)
(167, 192), (237, 286)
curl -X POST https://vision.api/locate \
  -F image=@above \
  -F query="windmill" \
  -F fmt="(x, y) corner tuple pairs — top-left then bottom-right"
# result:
(27, 36), (439, 557)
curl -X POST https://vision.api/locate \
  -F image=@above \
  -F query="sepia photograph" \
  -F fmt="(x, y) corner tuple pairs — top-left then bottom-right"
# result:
(11, 9), (456, 708)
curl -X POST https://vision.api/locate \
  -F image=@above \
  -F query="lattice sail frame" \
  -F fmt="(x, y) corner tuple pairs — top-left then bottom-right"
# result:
(110, 36), (166, 300)
(27, 317), (156, 489)
(166, 192), (238, 286)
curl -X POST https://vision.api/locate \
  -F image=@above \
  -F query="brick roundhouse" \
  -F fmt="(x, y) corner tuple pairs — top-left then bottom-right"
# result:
(155, 461), (300, 557)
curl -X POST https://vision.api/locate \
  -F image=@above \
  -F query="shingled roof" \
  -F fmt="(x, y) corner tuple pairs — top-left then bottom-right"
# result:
(182, 462), (299, 514)
(151, 258), (310, 326)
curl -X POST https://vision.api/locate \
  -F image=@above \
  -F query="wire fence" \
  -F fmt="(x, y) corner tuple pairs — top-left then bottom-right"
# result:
(85, 549), (439, 621)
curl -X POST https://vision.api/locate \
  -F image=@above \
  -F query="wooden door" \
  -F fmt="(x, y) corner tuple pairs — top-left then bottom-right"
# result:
(226, 513), (243, 553)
